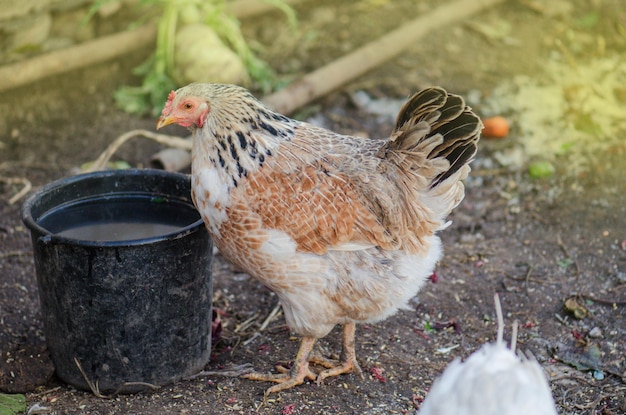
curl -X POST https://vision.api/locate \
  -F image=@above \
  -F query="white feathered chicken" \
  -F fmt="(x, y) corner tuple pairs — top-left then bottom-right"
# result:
(418, 294), (557, 415)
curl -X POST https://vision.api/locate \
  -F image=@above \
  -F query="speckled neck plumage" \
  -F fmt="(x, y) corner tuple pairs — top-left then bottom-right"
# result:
(193, 86), (297, 189)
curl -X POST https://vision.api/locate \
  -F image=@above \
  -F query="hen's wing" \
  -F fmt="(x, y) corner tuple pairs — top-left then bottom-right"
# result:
(236, 88), (480, 256)
(240, 129), (396, 255)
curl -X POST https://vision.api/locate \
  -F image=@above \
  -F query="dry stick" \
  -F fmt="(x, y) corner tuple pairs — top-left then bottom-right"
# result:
(258, 304), (283, 331)
(0, 0), (305, 93)
(0, 176), (32, 204)
(578, 293), (626, 306)
(83, 129), (191, 173)
(0, 25), (156, 93)
(0, 250), (28, 259)
(235, 312), (261, 334)
(183, 363), (255, 380)
(240, 304), (282, 347)
(74, 357), (159, 399)
(524, 265), (535, 294)
(262, 0), (505, 115)
(29, 386), (62, 397)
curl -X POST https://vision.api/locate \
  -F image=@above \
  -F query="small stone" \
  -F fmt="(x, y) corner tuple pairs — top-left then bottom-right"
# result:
(588, 327), (602, 338)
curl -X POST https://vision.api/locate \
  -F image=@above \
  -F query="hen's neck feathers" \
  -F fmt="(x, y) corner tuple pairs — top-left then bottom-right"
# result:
(189, 84), (297, 188)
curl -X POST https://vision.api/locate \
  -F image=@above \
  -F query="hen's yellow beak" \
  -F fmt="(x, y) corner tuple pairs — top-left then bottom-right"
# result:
(156, 115), (176, 130)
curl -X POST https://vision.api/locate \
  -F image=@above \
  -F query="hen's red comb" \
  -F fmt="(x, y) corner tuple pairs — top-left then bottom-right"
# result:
(161, 90), (176, 116)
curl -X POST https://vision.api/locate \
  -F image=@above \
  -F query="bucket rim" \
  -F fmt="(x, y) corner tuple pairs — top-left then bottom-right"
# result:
(21, 168), (205, 247)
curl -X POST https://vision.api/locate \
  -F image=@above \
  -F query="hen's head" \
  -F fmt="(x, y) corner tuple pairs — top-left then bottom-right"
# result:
(156, 83), (260, 130)
(156, 88), (209, 129)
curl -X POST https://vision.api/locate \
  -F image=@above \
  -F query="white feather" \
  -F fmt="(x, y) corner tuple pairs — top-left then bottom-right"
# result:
(328, 242), (376, 251)
(259, 229), (297, 260)
(195, 167), (230, 236)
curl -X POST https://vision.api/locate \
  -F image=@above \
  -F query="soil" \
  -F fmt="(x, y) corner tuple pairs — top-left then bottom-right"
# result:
(1, 0), (625, 414)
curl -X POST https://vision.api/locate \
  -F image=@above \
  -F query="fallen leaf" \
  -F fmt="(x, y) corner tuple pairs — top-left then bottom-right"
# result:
(528, 160), (556, 179)
(0, 393), (26, 415)
(564, 297), (588, 319)
(551, 342), (603, 372)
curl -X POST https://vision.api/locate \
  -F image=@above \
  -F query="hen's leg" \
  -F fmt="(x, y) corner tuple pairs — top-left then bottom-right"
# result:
(317, 322), (363, 384)
(243, 336), (318, 394)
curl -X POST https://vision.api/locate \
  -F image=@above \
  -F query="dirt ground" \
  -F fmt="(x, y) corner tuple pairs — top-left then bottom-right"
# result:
(1, 0), (625, 414)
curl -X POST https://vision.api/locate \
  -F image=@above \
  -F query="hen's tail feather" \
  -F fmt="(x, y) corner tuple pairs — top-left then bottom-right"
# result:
(430, 111), (482, 188)
(394, 88), (449, 129)
(389, 87), (481, 189)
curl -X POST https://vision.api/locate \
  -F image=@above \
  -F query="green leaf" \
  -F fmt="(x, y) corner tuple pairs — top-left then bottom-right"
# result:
(0, 393), (26, 415)
(114, 86), (152, 115)
(573, 113), (602, 136)
(528, 160), (555, 179)
(112, 0), (297, 115)
(559, 141), (575, 153)
(82, 0), (116, 24)
(575, 12), (600, 29)
(132, 54), (157, 77)
(261, 0), (298, 30)
(557, 258), (574, 269)
(113, 57), (176, 116)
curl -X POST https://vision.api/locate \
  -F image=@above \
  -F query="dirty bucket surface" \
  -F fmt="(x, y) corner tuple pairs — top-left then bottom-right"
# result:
(21, 169), (213, 393)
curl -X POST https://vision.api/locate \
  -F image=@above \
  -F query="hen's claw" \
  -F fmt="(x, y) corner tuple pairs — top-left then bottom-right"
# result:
(317, 358), (362, 385)
(316, 323), (363, 384)
(242, 325), (365, 393)
(242, 336), (318, 395)
(243, 366), (317, 394)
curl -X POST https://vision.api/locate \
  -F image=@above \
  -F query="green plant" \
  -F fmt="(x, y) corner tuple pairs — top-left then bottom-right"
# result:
(88, 0), (296, 116)
(0, 393), (26, 415)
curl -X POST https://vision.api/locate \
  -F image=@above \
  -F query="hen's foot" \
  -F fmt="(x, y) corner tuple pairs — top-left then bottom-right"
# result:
(317, 322), (363, 384)
(308, 347), (340, 369)
(316, 356), (362, 384)
(242, 336), (318, 395)
(243, 366), (317, 394)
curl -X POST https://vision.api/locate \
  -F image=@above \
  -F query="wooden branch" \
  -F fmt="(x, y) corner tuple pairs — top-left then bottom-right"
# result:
(262, 0), (505, 114)
(0, 175), (33, 205)
(0, 25), (157, 93)
(0, 0), (306, 93)
(83, 129), (191, 173)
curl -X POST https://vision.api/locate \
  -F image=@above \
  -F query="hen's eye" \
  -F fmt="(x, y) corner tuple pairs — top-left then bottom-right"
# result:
(183, 102), (193, 110)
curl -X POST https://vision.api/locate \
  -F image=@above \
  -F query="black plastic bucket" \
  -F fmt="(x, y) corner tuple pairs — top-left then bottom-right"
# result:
(21, 169), (213, 393)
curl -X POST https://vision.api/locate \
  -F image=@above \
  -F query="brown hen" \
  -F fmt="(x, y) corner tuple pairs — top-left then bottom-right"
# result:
(157, 83), (481, 394)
